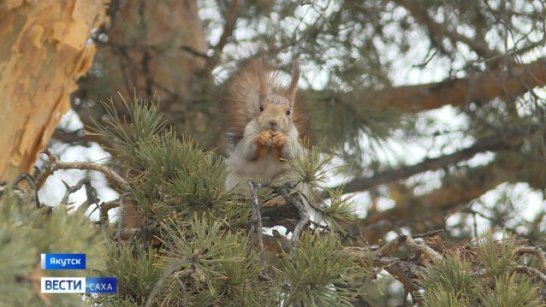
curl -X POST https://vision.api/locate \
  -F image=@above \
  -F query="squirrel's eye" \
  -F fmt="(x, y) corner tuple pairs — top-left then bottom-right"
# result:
(259, 105), (264, 112)
(286, 110), (291, 115)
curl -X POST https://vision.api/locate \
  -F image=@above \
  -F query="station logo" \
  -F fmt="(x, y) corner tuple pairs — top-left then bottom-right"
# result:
(40, 253), (117, 294)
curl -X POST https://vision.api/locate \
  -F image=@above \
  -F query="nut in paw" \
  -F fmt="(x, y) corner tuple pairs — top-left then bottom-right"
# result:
(271, 131), (287, 148)
(257, 130), (273, 146)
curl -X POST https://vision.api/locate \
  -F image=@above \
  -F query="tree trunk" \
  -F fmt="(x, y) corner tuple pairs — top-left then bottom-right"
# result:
(74, 0), (214, 147)
(0, 0), (106, 180)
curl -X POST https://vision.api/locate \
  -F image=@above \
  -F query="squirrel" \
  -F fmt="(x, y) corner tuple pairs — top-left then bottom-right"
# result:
(223, 59), (310, 191)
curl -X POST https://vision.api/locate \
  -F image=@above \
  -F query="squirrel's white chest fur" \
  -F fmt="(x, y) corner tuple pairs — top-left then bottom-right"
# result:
(225, 149), (291, 191)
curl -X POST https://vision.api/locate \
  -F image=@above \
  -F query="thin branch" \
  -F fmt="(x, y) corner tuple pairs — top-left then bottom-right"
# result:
(59, 177), (98, 210)
(248, 181), (264, 253)
(207, 0), (239, 70)
(214, 0), (239, 53)
(328, 124), (543, 195)
(180, 45), (209, 59)
(512, 265), (546, 285)
(515, 246), (546, 270)
(345, 249), (425, 302)
(395, 0), (497, 59)
(35, 150), (129, 191)
(100, 200), (119, 225)
(377, 234), (443, 263)
(275, 184), (310, 248)
(413, 229), (444, 239)
(144, 258), (185, 307)
(12, 172), (41, 208)
(115, 192), (131, 241)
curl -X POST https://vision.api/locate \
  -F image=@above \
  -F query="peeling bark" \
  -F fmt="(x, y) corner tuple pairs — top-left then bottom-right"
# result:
(0, 0), (107, 180)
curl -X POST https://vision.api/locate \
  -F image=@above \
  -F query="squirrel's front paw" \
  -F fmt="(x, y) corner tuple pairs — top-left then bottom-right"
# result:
(271, 131), (287, 148)
(257, 130), (273, 146)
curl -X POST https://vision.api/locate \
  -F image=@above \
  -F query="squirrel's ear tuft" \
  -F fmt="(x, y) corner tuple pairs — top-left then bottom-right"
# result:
(286, 59), (300, 103)
(258, 57), (267, 104)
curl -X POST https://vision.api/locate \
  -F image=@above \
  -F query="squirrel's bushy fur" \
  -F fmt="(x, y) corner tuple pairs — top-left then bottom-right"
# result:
(223, 59), (311, 190)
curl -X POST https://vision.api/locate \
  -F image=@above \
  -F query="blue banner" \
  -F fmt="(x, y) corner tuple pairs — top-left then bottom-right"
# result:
(41, 253), (86, 270)
(86, 277), (118, 294)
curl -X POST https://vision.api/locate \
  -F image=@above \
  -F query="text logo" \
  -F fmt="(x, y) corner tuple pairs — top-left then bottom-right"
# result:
(41, 253), (86, 270)
(85, 277), (117, 294)
(41, 277), (118, 294)
(41, 277), (86, 293)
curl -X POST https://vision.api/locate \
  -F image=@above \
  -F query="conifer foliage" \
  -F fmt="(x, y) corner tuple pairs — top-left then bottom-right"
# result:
(1, 97), (545, 306)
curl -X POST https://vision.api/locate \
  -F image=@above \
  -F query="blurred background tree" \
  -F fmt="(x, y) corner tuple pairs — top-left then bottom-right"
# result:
(1, 0), (546, 306)
(69, 0), (546, 244)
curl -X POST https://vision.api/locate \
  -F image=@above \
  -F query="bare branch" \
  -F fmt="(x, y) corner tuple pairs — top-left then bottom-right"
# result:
(207, 0), (239, 70)
(100, 200), (119, 225)
(515, 246), (546, 270)
(275, 184), (310, 248)
(377, 234), (443, 263)
(248, 181), (264, 253)
(512, 265), (546, 285)
(413, 229), (444, 239)
(215, 0), (239, 53)
(12, 172), (41, 208)
(35, 150), (129, 191)
(59, 177), (98, 210)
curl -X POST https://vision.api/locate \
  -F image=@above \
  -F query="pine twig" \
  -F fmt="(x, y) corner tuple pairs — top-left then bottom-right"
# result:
(144, 259), (185, 307)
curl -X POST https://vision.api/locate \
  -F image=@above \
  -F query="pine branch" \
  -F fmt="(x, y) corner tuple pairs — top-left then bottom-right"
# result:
(395, 0), (497, 59)
(328, 124), (543, 196)
(144, 259), (185, 307)
(314, 57), (546, 112)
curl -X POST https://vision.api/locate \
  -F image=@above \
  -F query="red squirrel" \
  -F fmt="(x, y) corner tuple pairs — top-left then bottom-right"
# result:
(224, 59), (310, 191)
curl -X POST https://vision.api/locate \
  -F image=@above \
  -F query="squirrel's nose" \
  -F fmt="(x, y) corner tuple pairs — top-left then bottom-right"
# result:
(269, 120), (278, 128)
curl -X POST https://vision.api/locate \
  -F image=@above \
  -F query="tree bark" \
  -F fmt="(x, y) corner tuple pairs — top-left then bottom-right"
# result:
(74, 0), (218, 148)
(0, 0), (106, 180)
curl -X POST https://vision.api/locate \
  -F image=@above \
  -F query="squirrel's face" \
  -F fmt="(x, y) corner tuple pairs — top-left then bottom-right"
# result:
(257, 95), (292, 132)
